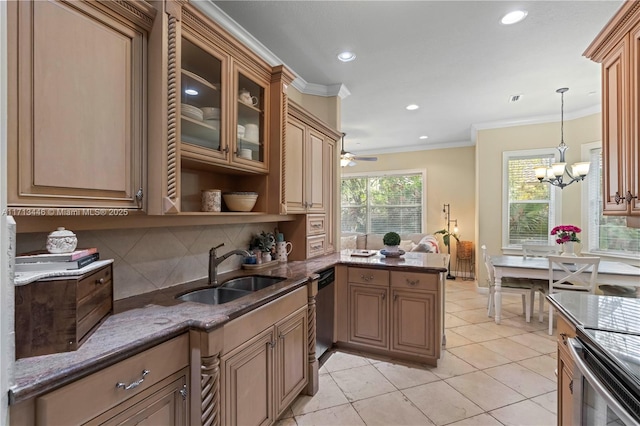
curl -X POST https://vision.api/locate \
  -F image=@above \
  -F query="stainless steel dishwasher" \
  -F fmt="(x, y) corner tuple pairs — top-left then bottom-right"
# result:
(315, 267), (335, 361)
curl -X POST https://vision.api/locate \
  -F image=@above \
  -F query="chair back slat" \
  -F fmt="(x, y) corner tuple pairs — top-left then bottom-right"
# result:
(548, 255), (600, 294)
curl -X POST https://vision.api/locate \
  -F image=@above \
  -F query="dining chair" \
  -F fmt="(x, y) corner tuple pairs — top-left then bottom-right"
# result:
(481, 245), (537, 322)
(522, 243), (561, 322)
(547, 255), (600, 335)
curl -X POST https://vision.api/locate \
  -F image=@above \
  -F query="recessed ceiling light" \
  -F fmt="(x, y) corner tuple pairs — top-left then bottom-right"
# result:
(419, 135), (429, 140)
(406, 104), (419, 111)
(337, 51), (356, 62)
(501, 10), (528, 25)
(184, 89), (198, 96)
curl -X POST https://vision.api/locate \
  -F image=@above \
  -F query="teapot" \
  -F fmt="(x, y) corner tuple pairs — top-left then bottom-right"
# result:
(239, 89), (258, 106)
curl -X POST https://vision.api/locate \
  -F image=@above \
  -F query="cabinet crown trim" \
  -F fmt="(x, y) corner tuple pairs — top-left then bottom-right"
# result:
(584, 1), (640, 61)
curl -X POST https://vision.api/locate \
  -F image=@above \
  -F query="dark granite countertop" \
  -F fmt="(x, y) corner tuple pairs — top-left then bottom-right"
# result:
(9, 251), (448, 404)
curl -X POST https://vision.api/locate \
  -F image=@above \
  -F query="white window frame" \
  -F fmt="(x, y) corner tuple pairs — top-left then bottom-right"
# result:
(581, 141), (640, 260)
(341, 169), (427, 233)
(502, 148), (562, 250)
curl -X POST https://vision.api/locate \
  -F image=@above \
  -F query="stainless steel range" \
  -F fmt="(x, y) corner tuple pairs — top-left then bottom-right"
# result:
(561, 295), (640, 426)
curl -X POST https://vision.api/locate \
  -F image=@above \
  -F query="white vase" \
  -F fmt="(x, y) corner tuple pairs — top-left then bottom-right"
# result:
(561, 241), (577, 256)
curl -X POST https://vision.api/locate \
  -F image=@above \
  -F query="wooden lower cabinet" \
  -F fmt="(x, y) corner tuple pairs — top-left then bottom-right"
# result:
(348, 284), (388, 348)
(10, 334), (190, 425)
(221, 307), (308, 426)
(555, 312), (577, 426)
(222, 328), (275, 426)
(339, 267), (442, 365)
(391, 289), (437, 358)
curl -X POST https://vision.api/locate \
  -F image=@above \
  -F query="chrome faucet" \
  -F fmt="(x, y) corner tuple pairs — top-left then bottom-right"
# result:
(209, 243), (251, 286)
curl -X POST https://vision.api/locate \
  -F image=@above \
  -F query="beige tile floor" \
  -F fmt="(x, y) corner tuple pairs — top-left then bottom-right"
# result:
(277, 279), (558, 426)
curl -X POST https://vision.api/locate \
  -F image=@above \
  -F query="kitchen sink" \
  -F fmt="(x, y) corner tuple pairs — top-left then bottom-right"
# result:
(220, 275), (286, 292)
(176, 287), (251, 305)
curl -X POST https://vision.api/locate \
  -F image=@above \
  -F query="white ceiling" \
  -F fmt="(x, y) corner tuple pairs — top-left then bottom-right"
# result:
(204, 0), (623, 156)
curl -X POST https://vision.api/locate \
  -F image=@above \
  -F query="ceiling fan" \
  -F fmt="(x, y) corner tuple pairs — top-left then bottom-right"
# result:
(340, 133), (377, 167)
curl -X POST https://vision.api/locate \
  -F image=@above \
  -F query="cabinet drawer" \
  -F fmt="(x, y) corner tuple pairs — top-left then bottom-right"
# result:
(36, 334), (189, 425)
(77, 266), (112, 301)
(348, 267), (389, 286)
(307, 235), (326, 258)
(391, 271), (437, 291)
(307, 214), (326, 235)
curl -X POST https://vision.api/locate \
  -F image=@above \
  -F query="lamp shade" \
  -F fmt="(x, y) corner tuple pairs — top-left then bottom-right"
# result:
(572, 162), (590, 177)
(551, 162), (566, 177)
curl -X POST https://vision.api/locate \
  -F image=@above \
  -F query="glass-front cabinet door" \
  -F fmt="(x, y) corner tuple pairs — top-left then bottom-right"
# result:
(180, 37), (228, 162)
(234, 66), (268, 171)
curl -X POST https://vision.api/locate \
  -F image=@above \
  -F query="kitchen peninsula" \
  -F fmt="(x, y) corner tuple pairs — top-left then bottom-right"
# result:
(8, 251), (448, 425)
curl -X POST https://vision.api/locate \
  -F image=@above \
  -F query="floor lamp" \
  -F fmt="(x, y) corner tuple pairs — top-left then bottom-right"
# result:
(443, 203), (458, 280)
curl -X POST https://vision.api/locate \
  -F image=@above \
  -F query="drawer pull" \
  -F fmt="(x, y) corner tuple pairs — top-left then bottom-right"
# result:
(95, 278), (105, 285)
(406, 279), (420, 286)
(312, 223), (322, 228)
(360, 275), (374, 282)
(116, 369), (150, 391)
(311, 244), (322, 250)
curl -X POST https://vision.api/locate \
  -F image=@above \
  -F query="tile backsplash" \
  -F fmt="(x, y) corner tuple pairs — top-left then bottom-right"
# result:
(16, 222), (277, 300)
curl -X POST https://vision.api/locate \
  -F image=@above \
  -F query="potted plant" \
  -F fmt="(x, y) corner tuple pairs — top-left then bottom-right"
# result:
(251, 231), (276, 261)
(434, 228), (460, 249)
(382, 231), (401, 253)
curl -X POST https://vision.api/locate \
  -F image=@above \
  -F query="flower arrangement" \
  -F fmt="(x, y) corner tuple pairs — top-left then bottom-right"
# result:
(550, 225), (581, 244)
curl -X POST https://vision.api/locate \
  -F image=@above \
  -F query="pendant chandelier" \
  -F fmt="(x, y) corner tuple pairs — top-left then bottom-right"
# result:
(534, 88), (590, 189)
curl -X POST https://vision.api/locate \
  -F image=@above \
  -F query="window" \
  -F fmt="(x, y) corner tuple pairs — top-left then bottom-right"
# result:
(585, 146), (640, 256)
(341, 171), (424, 234)
(503, 149), (560, 247)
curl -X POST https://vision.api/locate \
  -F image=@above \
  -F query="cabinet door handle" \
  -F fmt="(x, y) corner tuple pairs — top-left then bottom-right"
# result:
(394, 294), (398, 302)
(625, 191), (638, 204)
(406, 279), (420, 286)
(569, 379), (573, 394)
(269, 340), (276, 348)
(135, 188), (143, 205)
(560, 332), (568, 345)
(116, 369), (150, 391)
(381, 292), (386, 300)
(180, 384), (188, 400)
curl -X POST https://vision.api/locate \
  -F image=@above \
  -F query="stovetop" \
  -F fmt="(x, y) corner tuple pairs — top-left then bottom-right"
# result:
(551, 293), (640, 335)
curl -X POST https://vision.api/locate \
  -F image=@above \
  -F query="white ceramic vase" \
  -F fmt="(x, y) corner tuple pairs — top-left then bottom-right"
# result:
(561, 241), (577, 257)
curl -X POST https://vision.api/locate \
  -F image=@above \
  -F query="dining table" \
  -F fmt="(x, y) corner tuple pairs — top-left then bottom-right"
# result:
(490, 255), (640, 324)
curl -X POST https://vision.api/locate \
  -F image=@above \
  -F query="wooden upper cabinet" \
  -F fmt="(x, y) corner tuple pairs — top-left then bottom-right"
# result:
(147, 2), (292, 215)
(7, 0), (154, 210)
(585, 1), (640, 221)
(284, 101), (340, 215)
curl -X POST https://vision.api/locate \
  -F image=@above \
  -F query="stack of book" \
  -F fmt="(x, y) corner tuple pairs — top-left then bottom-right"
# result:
(15, 248), (100, 272)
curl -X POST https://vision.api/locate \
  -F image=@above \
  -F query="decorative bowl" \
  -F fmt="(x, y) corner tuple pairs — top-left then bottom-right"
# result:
(223, 192), (258, 212)
(46, 227), (78, 253)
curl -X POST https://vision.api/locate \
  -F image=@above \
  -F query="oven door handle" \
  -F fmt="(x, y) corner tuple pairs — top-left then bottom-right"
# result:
(567, 337), (640, 426)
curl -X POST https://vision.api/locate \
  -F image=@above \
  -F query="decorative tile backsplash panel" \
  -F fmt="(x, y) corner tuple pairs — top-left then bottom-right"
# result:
(16, 222), (277, 300)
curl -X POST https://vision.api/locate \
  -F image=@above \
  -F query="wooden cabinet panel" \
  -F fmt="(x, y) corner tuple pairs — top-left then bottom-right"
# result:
(8, 0), (149, 209)
(222, 328), (274, 426)
(36, 334), (189, 425)
(308, 129), (325, 212)
(555, 312), (576, 426)
(274, 307), (308, 417)
(391, 290), (436, 357)
(284, 118), (306, 212)
(585, 2), (640, 221)
(348, 284), (388, 349)
(348, 267), (389, 286)
(87, 369), (189, 426)
(602, 38), (630, 214)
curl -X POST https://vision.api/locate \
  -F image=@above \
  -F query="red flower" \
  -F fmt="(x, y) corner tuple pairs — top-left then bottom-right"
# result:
(550, 225), (581, 244)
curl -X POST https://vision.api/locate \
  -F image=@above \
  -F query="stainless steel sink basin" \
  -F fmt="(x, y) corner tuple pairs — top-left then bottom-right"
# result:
(221, 275), (286, 292)
(176, 287), (251, 305)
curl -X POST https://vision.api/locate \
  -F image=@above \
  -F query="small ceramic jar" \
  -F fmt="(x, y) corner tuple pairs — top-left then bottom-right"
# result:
(46, 227), (78, 253)
(201, 189), (222, 212)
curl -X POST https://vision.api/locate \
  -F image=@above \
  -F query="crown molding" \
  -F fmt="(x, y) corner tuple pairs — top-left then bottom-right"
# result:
(355, 140), (473, 156)
(194, 1), (350, 99)
(470, 104), (602, 144)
